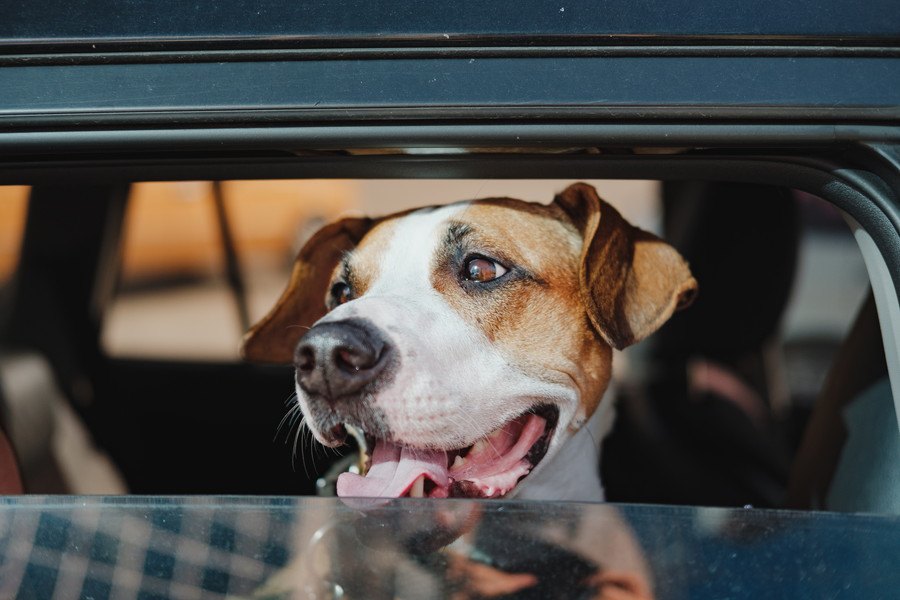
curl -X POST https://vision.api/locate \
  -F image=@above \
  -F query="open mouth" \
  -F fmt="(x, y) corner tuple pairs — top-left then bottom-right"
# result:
(336, 405), (558, 499)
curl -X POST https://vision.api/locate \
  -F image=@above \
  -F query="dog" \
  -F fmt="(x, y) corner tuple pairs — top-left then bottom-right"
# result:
(241, 182), (696, 598)
(242, 182), (696, 503)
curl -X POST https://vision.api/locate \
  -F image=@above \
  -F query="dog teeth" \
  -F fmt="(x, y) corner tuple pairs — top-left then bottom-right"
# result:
(470, 439), (488, 456)
(409, 475), (425, 498)
(452, 455), (466, 470)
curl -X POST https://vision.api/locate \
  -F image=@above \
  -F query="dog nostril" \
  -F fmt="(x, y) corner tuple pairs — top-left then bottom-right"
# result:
(334, 345), (382, 373)
(297, 347), (316, 372)
(337, 349), (361, 371)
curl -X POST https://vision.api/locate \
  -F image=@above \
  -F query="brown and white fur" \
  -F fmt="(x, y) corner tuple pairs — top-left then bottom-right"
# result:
(242, 182), (696, 503)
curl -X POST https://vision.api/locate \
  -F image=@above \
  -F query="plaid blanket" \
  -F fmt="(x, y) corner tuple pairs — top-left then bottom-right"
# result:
(0, 498), (294, 599)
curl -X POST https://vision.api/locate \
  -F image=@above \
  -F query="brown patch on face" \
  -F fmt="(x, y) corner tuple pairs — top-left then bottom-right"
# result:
(336, 218), (399, 299)
(430, 199), (614, 416)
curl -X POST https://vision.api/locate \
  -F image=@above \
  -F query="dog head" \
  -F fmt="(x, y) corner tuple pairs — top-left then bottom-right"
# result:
(243, 183), (696, 500)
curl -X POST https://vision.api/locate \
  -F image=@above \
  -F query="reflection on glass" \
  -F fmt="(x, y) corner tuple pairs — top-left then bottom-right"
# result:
(0, 497), (897, 599)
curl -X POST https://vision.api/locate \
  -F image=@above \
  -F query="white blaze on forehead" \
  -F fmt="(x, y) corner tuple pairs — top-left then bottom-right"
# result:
(366, 202), (468, 296)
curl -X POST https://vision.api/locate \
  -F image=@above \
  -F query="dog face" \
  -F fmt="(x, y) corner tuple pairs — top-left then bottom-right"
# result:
(243, 183), (696, 500)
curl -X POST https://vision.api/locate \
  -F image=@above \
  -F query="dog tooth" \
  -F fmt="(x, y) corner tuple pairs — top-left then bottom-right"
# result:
(409, 475), (425, 498)
(470, 439), (487, 456)
(452, 455), (466, 470)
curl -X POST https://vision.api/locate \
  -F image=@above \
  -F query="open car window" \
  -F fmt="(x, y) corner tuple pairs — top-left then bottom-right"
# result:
(1, 1), (899, 597)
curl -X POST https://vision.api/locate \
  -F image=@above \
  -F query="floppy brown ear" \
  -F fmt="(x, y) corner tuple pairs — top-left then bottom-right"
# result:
(241, 217), (374, 364)
(553, 182), (698, 350)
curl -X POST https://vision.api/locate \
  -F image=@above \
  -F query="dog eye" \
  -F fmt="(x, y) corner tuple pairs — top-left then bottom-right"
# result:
(330, 282), (353, 305)
(463, 257), (508, 283)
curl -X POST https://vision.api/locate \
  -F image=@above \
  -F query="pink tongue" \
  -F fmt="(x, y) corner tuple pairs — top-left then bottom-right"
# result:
(337, 442), (449, 498)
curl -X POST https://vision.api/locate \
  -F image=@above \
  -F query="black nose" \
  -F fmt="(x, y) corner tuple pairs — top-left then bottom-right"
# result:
(294, 320), (390, 399)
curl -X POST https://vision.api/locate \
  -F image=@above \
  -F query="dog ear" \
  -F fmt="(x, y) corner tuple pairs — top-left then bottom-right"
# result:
(553, 182), (698, 350)
(241, 217), (374, 364)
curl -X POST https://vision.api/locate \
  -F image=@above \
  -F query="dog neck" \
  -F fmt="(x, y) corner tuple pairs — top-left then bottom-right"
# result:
(512, 390), (616, 503)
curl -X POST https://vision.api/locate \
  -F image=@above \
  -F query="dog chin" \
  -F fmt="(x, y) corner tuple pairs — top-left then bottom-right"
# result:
(329, 404), (561, 500)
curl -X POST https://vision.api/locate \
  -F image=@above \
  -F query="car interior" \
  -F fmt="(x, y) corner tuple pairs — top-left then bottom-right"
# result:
(0, 175), (892, 513)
